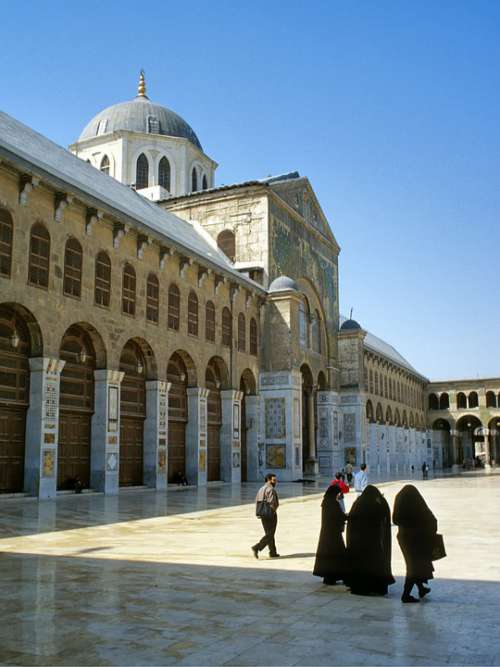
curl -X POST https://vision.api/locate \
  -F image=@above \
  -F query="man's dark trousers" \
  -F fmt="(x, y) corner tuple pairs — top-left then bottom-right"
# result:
(254, 512), (278, 555)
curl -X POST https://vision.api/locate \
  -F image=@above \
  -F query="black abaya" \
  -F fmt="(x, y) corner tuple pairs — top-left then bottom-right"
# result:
(313, 486), (348, 585)
(346, 485), (395, 596)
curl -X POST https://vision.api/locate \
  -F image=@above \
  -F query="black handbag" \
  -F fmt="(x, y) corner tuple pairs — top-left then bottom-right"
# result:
(431, 533), (446, 561)
(256, 500), (274, 520)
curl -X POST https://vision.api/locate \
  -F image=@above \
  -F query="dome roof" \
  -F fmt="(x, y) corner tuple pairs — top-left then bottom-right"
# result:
(340, 318), (362, 331)
(269, 275), (299, 293)
(78, 73), (202, 150)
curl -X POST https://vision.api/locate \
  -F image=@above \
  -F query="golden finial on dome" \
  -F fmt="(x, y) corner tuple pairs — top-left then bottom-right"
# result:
(137, 70), (147, 97)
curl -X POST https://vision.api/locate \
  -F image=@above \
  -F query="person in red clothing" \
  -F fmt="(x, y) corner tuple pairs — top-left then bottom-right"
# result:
(329, 472), (349, 512)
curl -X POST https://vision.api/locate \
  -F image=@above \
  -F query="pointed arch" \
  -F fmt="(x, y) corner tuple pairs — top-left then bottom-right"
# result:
(158, 156), (171, 191)
(136, 153), (149, 189)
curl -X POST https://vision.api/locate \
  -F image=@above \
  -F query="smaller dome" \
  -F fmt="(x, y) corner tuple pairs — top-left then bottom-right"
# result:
(269, 276), (299, 293)
(340, 319), (362, 331)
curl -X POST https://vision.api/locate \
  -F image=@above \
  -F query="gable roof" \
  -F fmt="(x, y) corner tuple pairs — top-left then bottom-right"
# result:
(0, 111), (264, 290)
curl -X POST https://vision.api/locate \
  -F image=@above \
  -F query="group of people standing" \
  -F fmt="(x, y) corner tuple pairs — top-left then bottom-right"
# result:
(252, 470), (442, 604)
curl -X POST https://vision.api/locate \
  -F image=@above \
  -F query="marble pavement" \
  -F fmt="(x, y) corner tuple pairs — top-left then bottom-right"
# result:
(0, 474), (499, 666)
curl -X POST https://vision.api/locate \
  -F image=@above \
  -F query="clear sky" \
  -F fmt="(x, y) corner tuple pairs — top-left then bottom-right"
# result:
(1, 0), (499, 381)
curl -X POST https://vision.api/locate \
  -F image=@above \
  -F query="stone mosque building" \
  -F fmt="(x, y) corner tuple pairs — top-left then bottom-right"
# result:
(0, 73), (498, 498)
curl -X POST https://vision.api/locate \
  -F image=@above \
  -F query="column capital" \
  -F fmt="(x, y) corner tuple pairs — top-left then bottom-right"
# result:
(29, 357), (65, 375)
(187, 386), (210, 399)
(145, 380), (171, 392)
(94, 369), (125, 384)
(221, 389), (244, 401)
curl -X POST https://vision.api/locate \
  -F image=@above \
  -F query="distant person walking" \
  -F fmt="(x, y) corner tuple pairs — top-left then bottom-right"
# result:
(329, 472), (350, 512)
(313, 485), (349, 585)
(353, 463), (368, 493)
(393, 485), (440, 603)
(346, 485), (395, 596)
(421, 462), (429, 480)
(345, 462), (353, 486)
(252, 474), (280, 559)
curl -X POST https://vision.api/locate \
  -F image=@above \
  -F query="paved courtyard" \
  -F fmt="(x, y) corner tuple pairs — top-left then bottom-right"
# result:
(0, 473), (499, 666)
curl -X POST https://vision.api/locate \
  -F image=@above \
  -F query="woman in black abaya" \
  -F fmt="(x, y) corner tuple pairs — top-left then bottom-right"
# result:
(346, 484), (395, 596)
(393, 484), (437, 603)
(313, 485), (348, 585)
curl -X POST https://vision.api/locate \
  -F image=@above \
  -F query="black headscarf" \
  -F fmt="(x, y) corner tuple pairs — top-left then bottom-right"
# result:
(393, 484), (436, 527)
(313, 484), (348, 582)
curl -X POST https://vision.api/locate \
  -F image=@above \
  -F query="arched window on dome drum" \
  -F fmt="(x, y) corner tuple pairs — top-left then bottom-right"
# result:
(191, 167), (198, 192)
(168, 284), (180, 331)
(100, 155), (110, 176)
(237, 313), (246, 352)
(28, 223), (50, 288)
(202, 174), (208, 190)
(122, 263), (136, 316)
(217, 230), (236, 262)
(205, 301), (216, 342)
(146, 273), (159, 324)
(158, 157), (171, 191)
(136, 153), (149, 189)
(0, 208), (13, 278)
(187, 291), (199, 336)
(63, 237), (83, 299)
(222, 307), (232, 347)
(311, 310), (321, 353)
(95, 251), (111, 307)
(250, 317), (258, 356)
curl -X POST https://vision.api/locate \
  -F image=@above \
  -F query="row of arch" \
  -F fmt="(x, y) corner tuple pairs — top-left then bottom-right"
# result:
(366, 399), (425, 430)
(0, 303), (257, 493)
(365, 362), (424, 411)
(1, 215), (258, 354)
(432, 416), (500, 468)
(299, 299), (323, 354)
(429, 391), (500, 410)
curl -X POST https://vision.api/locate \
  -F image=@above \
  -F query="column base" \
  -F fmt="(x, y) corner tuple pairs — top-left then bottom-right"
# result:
(304, 458), (319, 477)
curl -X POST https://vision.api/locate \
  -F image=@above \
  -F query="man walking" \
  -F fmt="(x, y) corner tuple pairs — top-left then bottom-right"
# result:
(345, 462), (353, 486)
(252, 473), (280, 559)
(353, 463), (368, 493)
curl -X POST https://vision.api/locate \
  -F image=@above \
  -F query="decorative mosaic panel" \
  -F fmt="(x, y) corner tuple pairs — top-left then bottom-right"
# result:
(158, 449), (166, 470)
(106, 452), (118, 472)
(45, 383), (57, 420)
(232, 452), (240, 468)
(199, 449), (206, 471)
(265, 398), (286, 439)
(343, 413), (356, 444)
(199, 399), (207, 433)
(266, 444), (286, 469)
(42, 449), (55, 477)
(294, 398), (301, 437)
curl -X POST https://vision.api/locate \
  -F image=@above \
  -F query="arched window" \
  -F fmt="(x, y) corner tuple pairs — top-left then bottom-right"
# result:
(374, 371), (379, 396)
(369, 369), (374, 394)
(237, 313), (246, 352)
(486, 391), (497, 408)
(136, 153), (149, 189)
(28, 223), (50, 288)
(217, 230), (236, 262)
(187, 291), (199, 336)
(376, 403), (384, 423)
(428, 393), (439, 410)
(311, 310), (321, 353)
(146, 273), (159, 323)
(100, 155), (110, 175)
(397, 381), (401, 403)
(191, 167), (198, 192)
(205, 300), (216, 342)
(0, 208), (13, 278)
(95, 251), (111, 307)
(158, 157), (171, 191)
(63, 237), (83, 298)
(299, 300), (309, 348)
(366, 400), (374, 422)
(386, 406), (392, 424)
(250, 317), (258, 356)
(439, 393), (450, 410)
(222, 307), (232, 347)
(457, 392), (467, 409)
(468, 391), (479, 409)
(168, 284), (180, 330)
(122, 263), (136, 316)
(202, 174), (208, 190)
(389, 378), (393, 400)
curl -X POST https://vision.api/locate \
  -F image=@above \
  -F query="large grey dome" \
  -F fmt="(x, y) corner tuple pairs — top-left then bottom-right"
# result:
(269, 275), (299, 292)
(78, 92), (202, 151)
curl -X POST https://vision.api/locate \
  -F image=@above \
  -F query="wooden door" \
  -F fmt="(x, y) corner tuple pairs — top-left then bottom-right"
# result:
(207, 380), (221, 482)
(119, 342), (146, 486)
(241, 396), (247, 482)
(58, 412), (91, 489)
(167, 355), (187, 482)
(119, 416), (144, 486)
(0, 406), (26, 493)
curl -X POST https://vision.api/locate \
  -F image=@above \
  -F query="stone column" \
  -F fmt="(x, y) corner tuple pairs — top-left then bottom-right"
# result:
(316, 391), (340, 475)
(451, 430), (461, 471)
(144, 381), (170, 490)
(221, 389), (243, 483)
(186, 387), (209, 486)
(91, 369), (124, 495)
(244, 395), (260, 481)
(24, 357), (65, 499)
(483, 429), (491, 469)
(304, 390), (319, 476)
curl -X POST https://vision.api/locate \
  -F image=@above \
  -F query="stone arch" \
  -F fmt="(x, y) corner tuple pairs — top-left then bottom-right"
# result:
(439, 392), (450, 410)
(168, 349), (197, 387)
(317, 370), (327, 391)
(205, 356), (230, 389)
(385, 405), (393, 425)
(394, 408), (401, 427)
(240, 368), (257, 482)
(468, 391), (479, 409)
(375, 402), (384, 424)
(59, 321), (106, 369)
(295, 277), (329, 357)
(456, 414), (484, 466)
(366, 399), (374, 423)
(457, 392), (467, 409)
(240, 368), (257, 395)
(0, 302), (43, 356)
(488, 416), (500, 465)
(121, 337), (157, 380)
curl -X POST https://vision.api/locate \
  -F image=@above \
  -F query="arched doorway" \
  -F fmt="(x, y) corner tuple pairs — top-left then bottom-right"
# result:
(58, 325), (96, 490)
(456, 415), (483, 466)
(488, 418), (500, 465)
(166, 352), (189, 483)
(0, 305), (32, 493)
(432, 419), (451, 468)
(240, 369), (257, 483)
(206, 357), (229, 482)
(119, 341), (146, 486)
(300, 364), (315, 473)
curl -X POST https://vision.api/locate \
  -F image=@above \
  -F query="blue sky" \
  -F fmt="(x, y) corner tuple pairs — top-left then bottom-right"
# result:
(1, 0), (499, 380)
